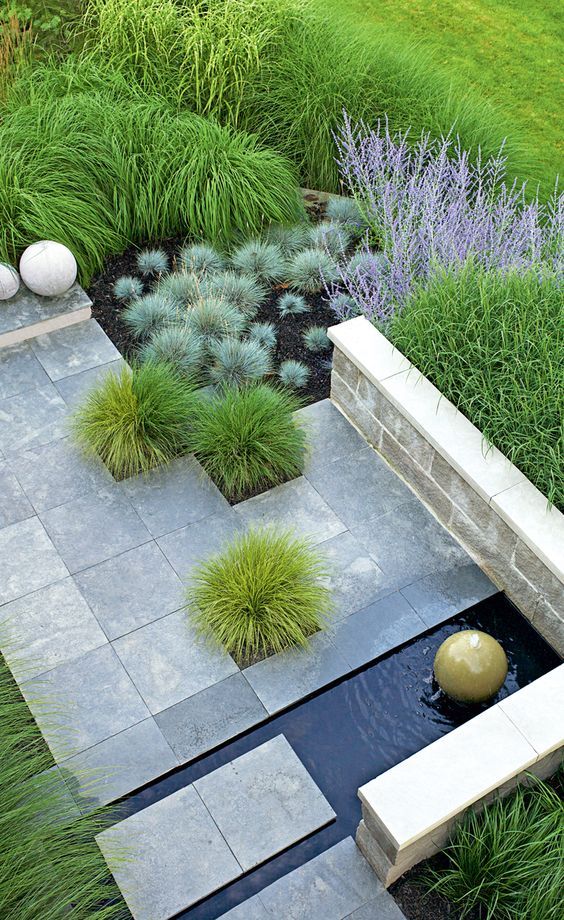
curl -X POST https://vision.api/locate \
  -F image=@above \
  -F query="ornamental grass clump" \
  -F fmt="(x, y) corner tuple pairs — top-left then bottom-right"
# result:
(185, 297), (247, 347)
(278, 359), (310, 389)
(179, 243), (225, 276)
(288, 247), (338, 293)
(206, 270), (267, 316)
(73, 362), (197, 479)
(155, 272), (203, 307)
(186, 528), (332, 663)
(122, 293), (178, 340)
(190, 383), (306, 501)
(264, 222), (311, 257)
(231, 239), (287, 282)
(113, 275), (143, 300)
(303, 325), (330, 352)
(248, 321), (277, 350)
(208, 337), (271, 389)
(277, 291), (309, 316)
(136, 247), (169, 276)
(308, 221), (352, 257)
(139, 326), (204, 379)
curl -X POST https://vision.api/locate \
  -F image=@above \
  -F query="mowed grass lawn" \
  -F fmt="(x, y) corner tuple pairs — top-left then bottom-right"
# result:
(325, 0), (563, 196)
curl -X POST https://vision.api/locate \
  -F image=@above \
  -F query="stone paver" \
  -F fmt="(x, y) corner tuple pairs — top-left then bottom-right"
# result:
(318, 531), (400, 619)
(401, 562), (498, 627)
(39, 485), (151, 573)
(0, 460), (34, 528)
(112, 609), (238, 714)
(0, 577), (106, 681)
(0, 341), (50, 399)
(220, 897), (269, 919)
(155, 672), (267, 762)
(330, 593), (425, 671)
(61, 718), (179, 809)
(235, 477), (346, 545)
(30, 318), (119, 381)
(0, 283), (91, 336)
(345, 894), (406, 919)
(0, 383), (69, 454)
(22, 644), (149, 759)
(54, 358), (128, 408)
(157, 509), (244, 580)
(0, 516), (68, 605)
(97, 784), (241, 920)
(120, 455), (229, 538)
(297, 399), (366, 474)
(75, 541), (184, 639)
(194, 735), (335, 871)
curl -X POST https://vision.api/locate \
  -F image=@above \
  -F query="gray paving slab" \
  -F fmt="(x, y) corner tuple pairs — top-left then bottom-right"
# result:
(306, 447), (412, 528)
(235, 477), (347, 545)
(0, 577), (107, 682)
(0, 460), (34, 528)
(345, 892), (407, 919)
(97, 784), (242, 920)
(22, 644), (150, 760)
(54, 358), (129, 409)
(112, 609), (238, 714)
(243, 632), (351, 715)
(75, 541), (184, 639)
(296, 398), (366, 474)
(8, 436), (111, 513)
(120, 455), (229, 538)
(39, 485), (151, 573)
(61, 718), (179, 809)
(194, 735), (336, 871)
(258, 837), (384, 920)
(329, 593), (425, 670)
(0, 516), (68, 605)
(318, 531), (402, 620)
(30, 318), (119, 381)
(36, 765), (81, 824)
(351, 499), (471, 584)
(0, 382), (69, 454)
(219, 896), (269, 919)
(157, 509), (244, 580)
(155, 673), (267, 762)
(0, 341), (50, 399)
(0, 283), (91, 335)
(400, 562), (499, 627)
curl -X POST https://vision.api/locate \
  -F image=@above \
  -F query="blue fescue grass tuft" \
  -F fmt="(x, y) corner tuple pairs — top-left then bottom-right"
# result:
(136, 247), (169, 276)
(178, 243), (226, 276)
(277, 291), (309, 316)
(185, 297), (247, 346)
(231, 239), (287, 282)
(122, 293), (178, 339)
(287, 248), (338, 293)
(139, 325), (204, 378)
(248, 321), (277, 350)
(278, 359), (310, 389)
(206, 270), (267, 316)
(155, 272), (204, 307)
(208, 336), (271, 388)
(303, 325), (330, 352)
(113, 275), (143, 300)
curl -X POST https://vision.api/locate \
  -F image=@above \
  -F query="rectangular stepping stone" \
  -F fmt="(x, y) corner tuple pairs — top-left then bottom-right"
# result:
(0, 460), (34, 528)
(296, 399), (366, 474)
(235, 477), (346, 545)
(157, 509), (244, 580)
(0, 341), (50, 399)
(305, 447), (412, 528)
(400, 562), (498, 627)
(194, 735), (335, 871)
(39, 485), (151, 573)
(0, 283), (91, 348)
(0, 577), (107, 681)
(22, 644), (149, 760)
(318, 531), (402, 620)
(345, 894), (407, 919)
(155, 673), (267, 762)
(219, 896), (269, 919)
(30, 318), (119, 381)
(54, 358), (128, 408)
(0, 517), (68, 605)
(112, 609), (238, 714)
(120, 455), (229, 538)
(0, 383), (69, 454)
(97, 784), (241, 920)
(75, 541), (184, 639)
(329, 593), (425, 671)
(244, 632), (351, 715)
(61, 718), (179, 809)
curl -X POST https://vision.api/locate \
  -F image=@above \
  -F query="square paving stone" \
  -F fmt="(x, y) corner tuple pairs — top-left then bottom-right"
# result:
(195, 735), (336, 871)
(97, 784), (242, 920)
(318, 531), (402, 620)
(61, 718), (179, 809)
(219, 896), (269, 919)
(120, 456), (229, 538)
(345, 893), (407, 920)
(0, 577), (107, 682)
(8, 436), (111, 513)
(0, 460), (34, 528)
(157, 509), (244, 580)
(0, 341), (50, 399)
(0, 516), (68, 605)
(351, 498), (471, 585)
(235, 477), (346, 545)
(75, 542), (184, 639)
(401, 562), (499, 627)
(30, 319), (120, 381)
(257, 836), (384, 920)
(155, 673), (267, 762)
(22, 644), (150, 760)
(0, 282), (91, 334)
(39, 485), (151, 573)
(244, 632), (351, 715)
(329, 593), (425, 671)
(296, 399), (366, 474)
(0, 383), (69, 454)
(112, 609), (238, 714)
(305, 447), (412, 528)
(54, 358), (128, 408)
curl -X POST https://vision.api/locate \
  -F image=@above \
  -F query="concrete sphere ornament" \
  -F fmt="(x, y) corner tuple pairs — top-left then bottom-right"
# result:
(0, 263), (20, 300)
(19, 241), (77, 297)
(434, 630), (508, 704)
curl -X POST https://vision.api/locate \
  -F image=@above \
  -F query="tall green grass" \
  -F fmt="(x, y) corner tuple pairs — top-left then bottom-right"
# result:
(389, 267), (564, 509)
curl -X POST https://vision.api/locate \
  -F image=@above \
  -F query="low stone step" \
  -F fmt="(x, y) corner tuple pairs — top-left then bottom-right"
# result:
(97, 734), (336, 920)
(0, 283), (91, 348)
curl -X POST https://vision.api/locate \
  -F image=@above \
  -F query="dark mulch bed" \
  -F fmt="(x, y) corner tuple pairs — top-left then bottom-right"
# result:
(390, 854), (475, 920)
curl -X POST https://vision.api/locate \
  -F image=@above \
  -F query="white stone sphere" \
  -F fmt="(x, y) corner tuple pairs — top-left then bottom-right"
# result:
(0, 263), (20, 300)
(19, 241), (77, 297)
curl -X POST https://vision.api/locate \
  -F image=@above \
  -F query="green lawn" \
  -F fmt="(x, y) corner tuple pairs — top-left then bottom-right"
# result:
(323, 0), (563, 196)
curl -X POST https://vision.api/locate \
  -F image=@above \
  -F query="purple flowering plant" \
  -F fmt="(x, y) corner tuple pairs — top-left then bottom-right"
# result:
(328, 113), (563, 322)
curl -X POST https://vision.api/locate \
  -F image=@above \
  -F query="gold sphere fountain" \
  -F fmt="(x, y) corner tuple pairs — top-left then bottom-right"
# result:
(433, 630), (508, 703)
